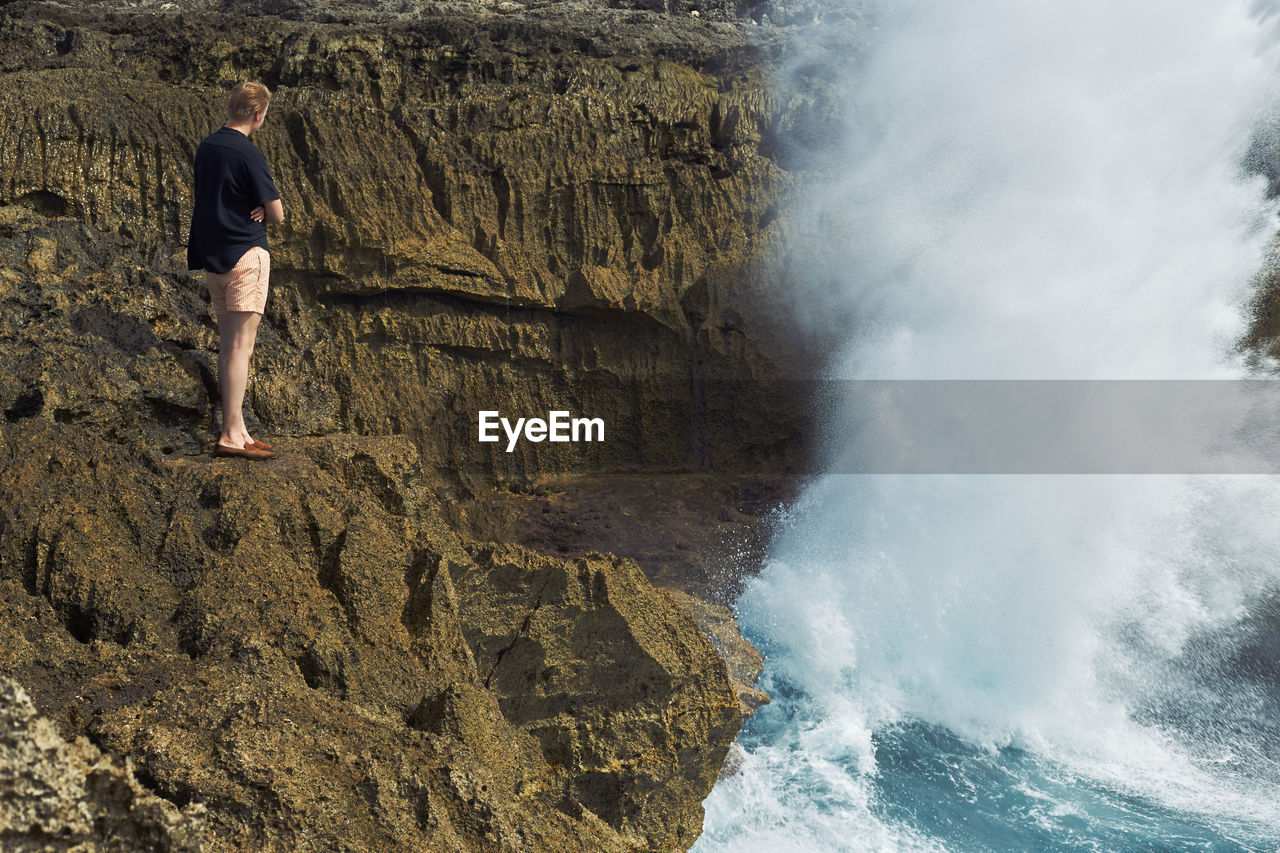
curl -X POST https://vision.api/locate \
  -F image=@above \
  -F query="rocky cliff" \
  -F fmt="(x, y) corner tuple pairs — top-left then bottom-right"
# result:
(0, 1), (822, 849)
(0, 426), (747, 850)
(0, 0), (821, 479)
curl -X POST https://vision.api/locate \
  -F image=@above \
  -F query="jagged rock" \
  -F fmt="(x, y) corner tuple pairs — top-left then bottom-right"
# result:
(0, 675), (208, 852)
(664, 587), (770, 720)
(0, 424), (742, 850)
(452, 543), (741, 848)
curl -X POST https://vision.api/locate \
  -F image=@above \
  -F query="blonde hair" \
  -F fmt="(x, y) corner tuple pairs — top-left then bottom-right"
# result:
(226, 81), (271, 122)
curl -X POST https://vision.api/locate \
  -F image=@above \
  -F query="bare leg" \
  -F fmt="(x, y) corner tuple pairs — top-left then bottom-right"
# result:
(215, 310), (262, 449)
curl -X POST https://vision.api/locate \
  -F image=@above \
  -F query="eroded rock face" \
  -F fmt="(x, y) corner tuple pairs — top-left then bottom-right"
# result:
(0, 675), (208, 852)
(0, 0), (821, 481)
(663, 587), (769, 723)
(0, 1), (809, 848)
(0, 426), (740, 851)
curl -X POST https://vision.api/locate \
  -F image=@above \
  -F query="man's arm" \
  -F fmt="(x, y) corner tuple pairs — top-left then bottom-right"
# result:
(249, 198), (284, 224)
(245, 152), (282, 223)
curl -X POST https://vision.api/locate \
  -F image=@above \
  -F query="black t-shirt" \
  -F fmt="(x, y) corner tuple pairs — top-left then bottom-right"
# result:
(186, 126), (280, 273)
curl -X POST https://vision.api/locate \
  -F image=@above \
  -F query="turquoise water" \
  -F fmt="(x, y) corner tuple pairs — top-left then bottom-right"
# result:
(698, 535), (1280, 852)
(704, 687), (1280, 851)
(870, 722), (1273, 852)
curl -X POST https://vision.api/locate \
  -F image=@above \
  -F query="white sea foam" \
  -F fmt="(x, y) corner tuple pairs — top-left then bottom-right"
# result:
(695, 1), (1280, 849)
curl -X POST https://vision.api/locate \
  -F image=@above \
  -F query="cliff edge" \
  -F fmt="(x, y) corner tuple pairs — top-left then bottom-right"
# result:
(0, 0), (827, 849)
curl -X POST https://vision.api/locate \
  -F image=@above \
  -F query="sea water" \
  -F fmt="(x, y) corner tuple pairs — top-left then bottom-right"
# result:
(694, 1), (1280, 850)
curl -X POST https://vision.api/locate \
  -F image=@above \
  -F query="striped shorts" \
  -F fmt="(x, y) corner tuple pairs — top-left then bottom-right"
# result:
(205, 247), (270, 314)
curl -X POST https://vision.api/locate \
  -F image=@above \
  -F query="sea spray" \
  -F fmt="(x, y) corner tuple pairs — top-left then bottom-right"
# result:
(696, 1), (1280, 849)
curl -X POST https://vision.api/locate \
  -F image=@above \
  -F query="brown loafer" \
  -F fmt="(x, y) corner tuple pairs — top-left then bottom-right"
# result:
(213, 442), (276, 460)
(247, 438), (273, 451)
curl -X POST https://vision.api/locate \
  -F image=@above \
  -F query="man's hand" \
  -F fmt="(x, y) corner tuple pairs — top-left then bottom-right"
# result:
(248, 200), (283, 224)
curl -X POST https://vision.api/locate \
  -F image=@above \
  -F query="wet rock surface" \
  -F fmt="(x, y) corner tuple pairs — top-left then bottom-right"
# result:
(0, 0), (829, 848)
(457, 470), (795, 606)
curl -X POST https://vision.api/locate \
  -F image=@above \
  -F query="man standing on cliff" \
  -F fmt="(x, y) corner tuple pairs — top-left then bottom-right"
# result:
(187, 80), (284, 460)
